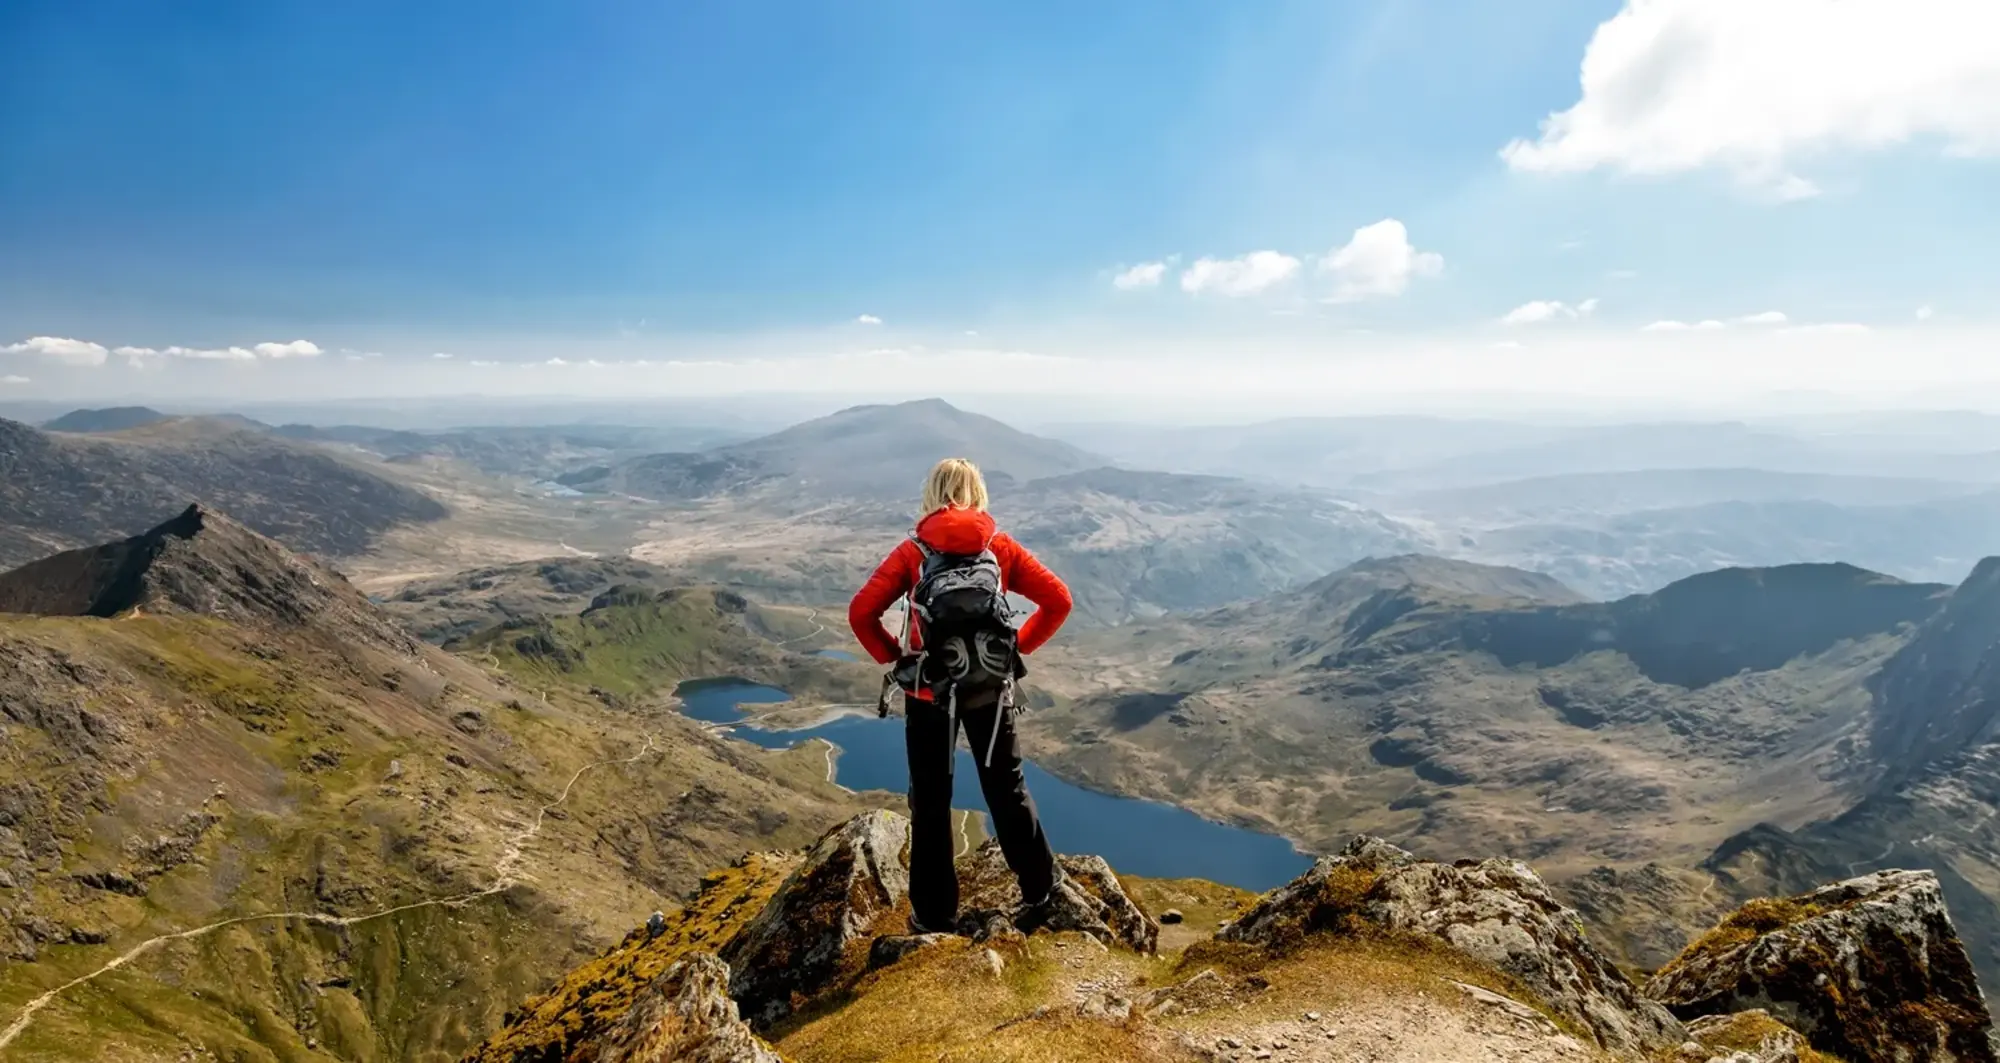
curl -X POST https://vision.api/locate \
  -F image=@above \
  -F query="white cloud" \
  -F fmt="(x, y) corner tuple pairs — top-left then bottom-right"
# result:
(1641, 319), (1724, 332)
(1502, 300), (1569, 325)
(1783, 321), (1872, 335)
(1180, 251), (1302, 297)
(1502, 0), (2000, 196)
(2, 336), (109, 366)
(855, 314), (883, 325)
(164, 345), (257, 361)
(252, 340), (322, 359)
(545, 357), (570, 366)
(1112, 261), (1169, 290)
(1, 374), (28, 385)
(1735, 310), (1789, 325)
(1917, 304), (1936, 320)
(1317, 219), (1443, 302)
(1492, 340), (1525, 350)
(469, 359), (499, 367)
(431, 351), (455, 360)
(1501, 297), (1599, 325)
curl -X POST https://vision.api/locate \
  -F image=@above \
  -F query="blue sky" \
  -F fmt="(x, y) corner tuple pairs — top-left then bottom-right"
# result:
(2, 0), (1996, 412)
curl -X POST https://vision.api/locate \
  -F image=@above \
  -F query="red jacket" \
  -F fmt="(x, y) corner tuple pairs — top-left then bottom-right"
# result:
(847, 506), (1073, 667)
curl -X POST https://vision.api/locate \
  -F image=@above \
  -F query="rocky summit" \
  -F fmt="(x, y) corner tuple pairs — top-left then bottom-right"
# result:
(464, 811), (1992, 1063)
(1648, 870), (1997, 1063)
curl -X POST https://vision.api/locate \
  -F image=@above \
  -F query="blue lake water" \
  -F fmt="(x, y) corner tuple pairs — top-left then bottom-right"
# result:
(677, 678), (1314, 893)
(811, 649), (859, 661)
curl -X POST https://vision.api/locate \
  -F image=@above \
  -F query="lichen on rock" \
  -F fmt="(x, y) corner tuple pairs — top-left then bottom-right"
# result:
(1221, 834), (1684, 1056)
(590, 952), (785, 1063)
(722, 810), (913, 1028)
(955, 840), (1160, 953)
(1647, 870), (1998, 1063)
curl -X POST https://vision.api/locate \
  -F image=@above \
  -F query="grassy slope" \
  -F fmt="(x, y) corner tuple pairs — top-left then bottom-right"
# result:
(0, 599), (870, 1062)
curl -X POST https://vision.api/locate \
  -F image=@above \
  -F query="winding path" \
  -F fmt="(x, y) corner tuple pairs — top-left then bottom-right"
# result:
(0, 735), (664, 1054)
(771, 608), (828, 648)
(956, 810), (976, 859)
(1846, 840), (1897, 877)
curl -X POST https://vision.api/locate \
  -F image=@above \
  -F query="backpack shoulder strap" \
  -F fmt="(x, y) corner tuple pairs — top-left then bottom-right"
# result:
(907, 532), (935, 560)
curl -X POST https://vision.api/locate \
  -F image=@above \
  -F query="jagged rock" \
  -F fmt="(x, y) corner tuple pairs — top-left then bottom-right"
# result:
(0, 504), (420, 655)
(957, 840), (1160, 953)
(1646, 870), (1998, 1063)
(722, 810), (912, 1027)
(1221, 835), (1683, 1057)
(1680, 1011), (1814, 1063)
(867, 932), (952, 971)
(590, 953), (783, 1063)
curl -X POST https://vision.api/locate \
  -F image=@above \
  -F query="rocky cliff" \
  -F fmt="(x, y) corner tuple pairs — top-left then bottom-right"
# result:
(464, 812), (1989, 1063)
(1648, 871), (1996, 1063)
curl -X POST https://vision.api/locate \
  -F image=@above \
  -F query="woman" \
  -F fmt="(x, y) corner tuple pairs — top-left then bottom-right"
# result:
(848, 457), (1075, 934)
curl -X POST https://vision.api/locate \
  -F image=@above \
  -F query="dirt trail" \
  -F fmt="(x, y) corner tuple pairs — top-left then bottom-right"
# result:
(1847, 840), (1897, 877)
(772, 608), (828, 647)
(0, 735), (664, 1054)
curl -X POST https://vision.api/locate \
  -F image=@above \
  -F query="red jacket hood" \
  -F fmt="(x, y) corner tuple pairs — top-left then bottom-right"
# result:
(914, 507), (997, 553)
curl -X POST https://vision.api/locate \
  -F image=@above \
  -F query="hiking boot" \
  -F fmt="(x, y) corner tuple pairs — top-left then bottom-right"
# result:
(1014, 876), (1112, 942)
(907, 913), (958, 936)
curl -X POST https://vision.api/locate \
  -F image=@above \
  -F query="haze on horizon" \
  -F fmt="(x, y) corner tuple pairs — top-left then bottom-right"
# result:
(3, 0), (1998, 419)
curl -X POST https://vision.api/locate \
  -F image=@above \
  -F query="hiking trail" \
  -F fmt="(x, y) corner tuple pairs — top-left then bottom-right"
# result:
(0, 734), (664, 1054)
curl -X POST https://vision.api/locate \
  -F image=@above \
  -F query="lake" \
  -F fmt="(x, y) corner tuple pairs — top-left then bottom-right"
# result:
(677, 678), (1314, 893)
(811, 648), (859, 661)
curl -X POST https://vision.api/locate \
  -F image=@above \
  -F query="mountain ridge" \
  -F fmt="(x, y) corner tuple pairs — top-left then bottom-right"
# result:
(0, 414), (448, 568)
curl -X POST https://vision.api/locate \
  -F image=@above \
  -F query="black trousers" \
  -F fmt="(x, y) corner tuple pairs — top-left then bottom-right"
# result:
(905, 688), (1058, 931)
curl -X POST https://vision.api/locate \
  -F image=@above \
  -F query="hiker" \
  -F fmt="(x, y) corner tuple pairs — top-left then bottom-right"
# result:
(848, 457), (1076, 935)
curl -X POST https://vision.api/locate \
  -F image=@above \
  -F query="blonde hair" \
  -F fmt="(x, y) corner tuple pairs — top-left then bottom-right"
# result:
(922, 457), (989, 514)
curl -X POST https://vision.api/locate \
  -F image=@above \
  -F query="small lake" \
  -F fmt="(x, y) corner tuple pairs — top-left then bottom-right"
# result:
(811, 649), (859, 662)
(677, 678), (1314, 893)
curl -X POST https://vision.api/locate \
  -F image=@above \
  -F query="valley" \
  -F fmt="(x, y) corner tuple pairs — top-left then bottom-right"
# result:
(6, 396), (2000, 1058)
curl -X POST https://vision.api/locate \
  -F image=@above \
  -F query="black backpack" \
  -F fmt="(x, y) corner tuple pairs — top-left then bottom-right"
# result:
(907, 535), (1020, 701)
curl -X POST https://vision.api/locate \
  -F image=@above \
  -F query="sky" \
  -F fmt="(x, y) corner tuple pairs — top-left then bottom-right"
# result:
(3, 0), (1998, 417)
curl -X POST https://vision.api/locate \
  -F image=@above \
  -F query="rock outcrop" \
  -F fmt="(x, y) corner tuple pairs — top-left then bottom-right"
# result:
(590, 953), (784, 1063)
(722, 810), (912, 1027)
(956, 840), (1160, 953)
(1221, 835), (1684, 1056)
(1680, 1010), (1818, 1063)
(1646, 870), (1998, 1063)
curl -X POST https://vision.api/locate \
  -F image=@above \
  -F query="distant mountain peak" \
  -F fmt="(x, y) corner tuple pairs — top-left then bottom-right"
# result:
(0, 503), (419, 653)
(41, 406), (168, 433)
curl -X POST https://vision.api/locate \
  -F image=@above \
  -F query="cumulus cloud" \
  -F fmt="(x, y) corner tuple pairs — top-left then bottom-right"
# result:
(253, 340), (322, 359)
(1502, 0), (2000, 196)
(1317, 220), (1443, 302)
(1180, 251), (1302, 297)
(545, 357), (570, 366)
(1917, 304), (1936, 320)
(1112, 261), (1169, 290)
(1, 374), (28, 385)
(855, 314), (883, 325)
(431, 351), (455, 360)
(1641, 319), (1728, 332)
(2, 336), (109, 366)
(469, 359), (499, 367)
(165, 345), (257, 361)
(1735, 310), (1789, 325)
(1501, 297), (1600, 325)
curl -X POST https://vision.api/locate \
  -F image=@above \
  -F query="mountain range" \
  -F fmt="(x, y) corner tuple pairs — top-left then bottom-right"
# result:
(0, 415), (447, 568)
